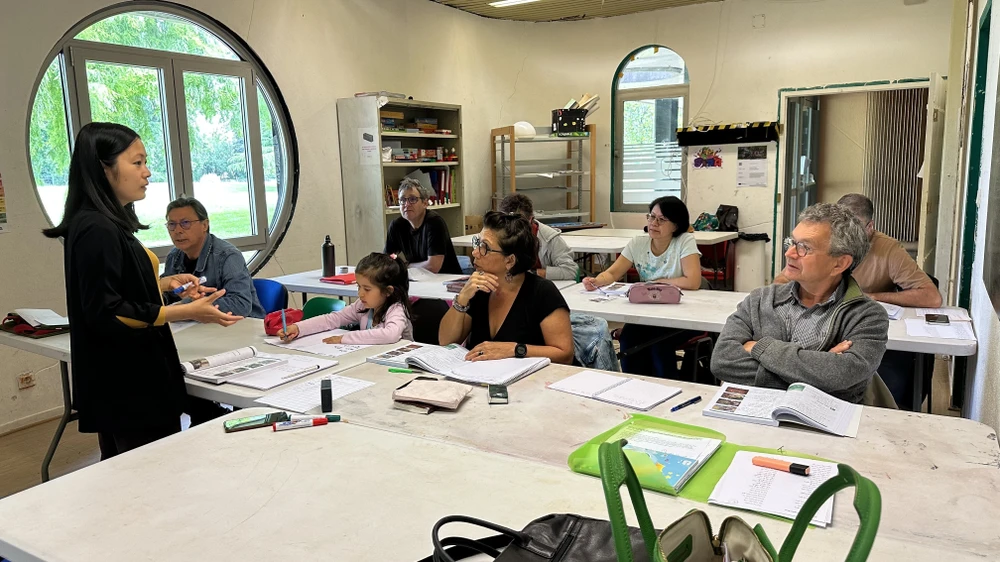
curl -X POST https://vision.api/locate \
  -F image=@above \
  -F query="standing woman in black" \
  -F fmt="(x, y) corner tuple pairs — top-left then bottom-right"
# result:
(43, 122), (243, 459)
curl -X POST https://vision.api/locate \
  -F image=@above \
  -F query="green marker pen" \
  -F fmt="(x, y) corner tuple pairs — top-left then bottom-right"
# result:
(389, 368), (414, 373)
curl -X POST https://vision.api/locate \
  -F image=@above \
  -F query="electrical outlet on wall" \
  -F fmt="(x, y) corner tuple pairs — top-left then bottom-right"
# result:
(752, 14), (766, 29)
(17, 372), (36, 390)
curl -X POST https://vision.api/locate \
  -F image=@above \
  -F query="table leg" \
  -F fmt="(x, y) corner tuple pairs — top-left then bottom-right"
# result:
(913, 354), (926, 413)
(301, 292), (308, 305)
(41, 361), (78, 482)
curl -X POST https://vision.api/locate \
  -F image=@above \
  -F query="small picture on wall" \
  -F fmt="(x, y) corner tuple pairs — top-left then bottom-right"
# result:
(693, 146), (723, 169)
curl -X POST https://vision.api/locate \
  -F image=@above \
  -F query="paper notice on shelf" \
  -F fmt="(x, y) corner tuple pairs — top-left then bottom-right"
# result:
(0, 172), (9, 233)
(359, 127), (379, 166)
(903, 319), (975, 340)
(736, 146), (768, 187)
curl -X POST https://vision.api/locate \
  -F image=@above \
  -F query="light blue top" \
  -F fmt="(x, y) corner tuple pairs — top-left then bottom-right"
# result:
(621, 232), (701, 282)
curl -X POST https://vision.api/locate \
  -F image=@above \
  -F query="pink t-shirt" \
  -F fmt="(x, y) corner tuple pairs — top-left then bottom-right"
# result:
(294, 300), (413, 345)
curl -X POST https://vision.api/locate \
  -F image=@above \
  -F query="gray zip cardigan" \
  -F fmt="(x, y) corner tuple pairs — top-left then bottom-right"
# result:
(710, 276), (889, 403)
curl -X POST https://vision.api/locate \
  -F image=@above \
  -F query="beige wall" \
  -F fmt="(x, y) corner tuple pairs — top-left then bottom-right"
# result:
(817, 92), (868, 204)
(0, 0), (954, 432)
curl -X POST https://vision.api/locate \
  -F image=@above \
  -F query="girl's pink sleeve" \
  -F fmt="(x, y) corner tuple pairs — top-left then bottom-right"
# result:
(294, 300), (364, 337)
(340, 303), (408, 345)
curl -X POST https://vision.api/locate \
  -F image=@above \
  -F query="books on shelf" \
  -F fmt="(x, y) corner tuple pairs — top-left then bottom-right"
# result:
(702, 383), (863, 437)
(367, 343), (549, 386)
(623, 429), (722, 491)
(548, 370), (681, 411)
(180, 346), (336, 390)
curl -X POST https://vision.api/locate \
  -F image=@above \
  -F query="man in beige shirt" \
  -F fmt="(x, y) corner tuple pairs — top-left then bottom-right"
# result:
(775, 194), (941, 307)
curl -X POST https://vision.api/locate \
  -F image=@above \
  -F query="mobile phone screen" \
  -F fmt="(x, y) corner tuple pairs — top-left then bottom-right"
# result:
(925, 313), (950, 325)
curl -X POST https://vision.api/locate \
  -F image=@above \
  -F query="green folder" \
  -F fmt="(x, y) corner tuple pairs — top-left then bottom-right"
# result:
(568, 414), (831, 505)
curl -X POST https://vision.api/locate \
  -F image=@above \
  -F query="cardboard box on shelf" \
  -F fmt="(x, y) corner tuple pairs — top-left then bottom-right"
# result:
(465, 215), (483, 235)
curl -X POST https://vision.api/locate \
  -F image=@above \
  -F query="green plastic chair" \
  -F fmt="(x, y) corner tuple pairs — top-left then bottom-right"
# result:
(302, 297), (346, 319)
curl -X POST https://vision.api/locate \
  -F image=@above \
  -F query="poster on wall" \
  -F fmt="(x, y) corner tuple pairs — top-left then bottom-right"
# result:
(736, 145), (768, 188)
(692, 146), (724, 169)
(358, 127), (379, 166)
(0, 173), (8, 233)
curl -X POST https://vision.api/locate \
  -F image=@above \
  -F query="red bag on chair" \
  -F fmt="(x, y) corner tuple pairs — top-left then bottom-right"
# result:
(264, 308), (304, 336)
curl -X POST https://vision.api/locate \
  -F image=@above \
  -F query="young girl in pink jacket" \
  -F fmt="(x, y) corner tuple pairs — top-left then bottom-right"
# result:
(279, 253), (413, 344)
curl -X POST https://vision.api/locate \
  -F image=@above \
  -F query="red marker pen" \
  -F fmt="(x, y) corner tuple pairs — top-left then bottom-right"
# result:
(273, 418), (328, 431)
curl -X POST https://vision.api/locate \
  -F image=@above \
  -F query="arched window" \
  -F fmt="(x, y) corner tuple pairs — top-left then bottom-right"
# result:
(28, 6), (296, 272)
(612, 46), (688, 212)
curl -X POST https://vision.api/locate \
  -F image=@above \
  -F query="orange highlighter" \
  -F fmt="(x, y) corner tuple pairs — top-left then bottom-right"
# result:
(752, 456), (810, 476)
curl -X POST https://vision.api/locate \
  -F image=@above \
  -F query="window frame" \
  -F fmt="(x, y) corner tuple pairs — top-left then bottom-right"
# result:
(611, 46), (689, 213)
(25, 2), (297, 271)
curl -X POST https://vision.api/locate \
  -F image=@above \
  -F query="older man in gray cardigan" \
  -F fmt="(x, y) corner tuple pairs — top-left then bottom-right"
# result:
(711, 203), (889, 403)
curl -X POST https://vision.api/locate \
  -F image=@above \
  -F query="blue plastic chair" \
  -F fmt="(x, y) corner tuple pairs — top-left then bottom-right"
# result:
(252, 278), (288, 315)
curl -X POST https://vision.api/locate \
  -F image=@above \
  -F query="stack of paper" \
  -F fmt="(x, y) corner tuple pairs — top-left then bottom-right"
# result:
(548, 370), (681, 411)
(14, 309), (69, 328)
(878, 302), (903, 320)
(708, 451), (838, 527)
(903, 319), (975, 340)
(255, 375), (374, 413)
(622, 429), (721, 491)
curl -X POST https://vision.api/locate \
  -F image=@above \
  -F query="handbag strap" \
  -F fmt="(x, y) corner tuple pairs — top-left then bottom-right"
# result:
(598, 440), (659, 562)
(431, 515), (530, 562)
(778, 464), (881, 562)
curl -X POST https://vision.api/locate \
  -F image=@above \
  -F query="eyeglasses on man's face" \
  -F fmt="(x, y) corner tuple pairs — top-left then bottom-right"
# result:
(645, 213), (671, 226)
(471, 235), (504, 255)
(783, 237), (815, 257)
(165, 219), (205, 232)
(400, 196), (423, 207)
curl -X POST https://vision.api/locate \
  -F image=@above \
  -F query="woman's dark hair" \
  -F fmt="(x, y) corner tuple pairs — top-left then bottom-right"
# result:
(43, 122), (147, 238)
(483, 210), (537, 276)
(355, 252), (412, 325)
(649, 196), (690, 236)
(498, 193), (534, 218)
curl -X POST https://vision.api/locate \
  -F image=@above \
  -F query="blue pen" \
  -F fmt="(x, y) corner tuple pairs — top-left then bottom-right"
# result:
(173, 276), (207, 295)
(670, 396), (702, 412)
(281, 308), (288, 336)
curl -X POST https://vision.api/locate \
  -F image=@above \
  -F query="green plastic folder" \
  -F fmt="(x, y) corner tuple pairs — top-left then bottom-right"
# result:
(567, 414), (831, 504)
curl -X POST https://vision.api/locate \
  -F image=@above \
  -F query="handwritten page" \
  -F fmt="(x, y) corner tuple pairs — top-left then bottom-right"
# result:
(914, 308), (971, 321)
(263, 330), (370, 358)
(709, 451), (837, 527)
(904, 319), (976, 340)
(255, 375), (374, 413)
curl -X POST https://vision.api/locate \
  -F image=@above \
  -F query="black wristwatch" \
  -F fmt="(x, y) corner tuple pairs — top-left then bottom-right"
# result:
(514, 343), (527, 358)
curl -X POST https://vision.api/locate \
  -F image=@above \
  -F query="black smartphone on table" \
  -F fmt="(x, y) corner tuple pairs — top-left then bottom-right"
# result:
(925, 313), (950, 325)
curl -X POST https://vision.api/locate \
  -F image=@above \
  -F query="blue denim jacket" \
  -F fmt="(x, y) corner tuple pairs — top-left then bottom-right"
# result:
(162, 234), (265, 319)
(570, 312), (620, 372)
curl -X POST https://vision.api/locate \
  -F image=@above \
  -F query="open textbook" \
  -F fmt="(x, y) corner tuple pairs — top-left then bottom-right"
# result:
(702, 383), (863, 437)
(180, 346), (336, 390)
(548, 370), (681, 411)
(367, 343), (549, 386)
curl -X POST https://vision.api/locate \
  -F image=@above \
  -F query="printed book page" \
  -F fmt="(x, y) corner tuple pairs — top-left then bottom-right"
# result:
(181, 346), (257, 374)
(226, 353), (337, 390)
(704, 384), (783, 425)
(776, 383), (861, 437)
(709, 451), (836, 527)
(622, 429), (722, 490)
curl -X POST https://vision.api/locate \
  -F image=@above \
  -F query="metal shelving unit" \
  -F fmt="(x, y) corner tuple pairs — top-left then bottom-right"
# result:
(491, 124), (596, 224)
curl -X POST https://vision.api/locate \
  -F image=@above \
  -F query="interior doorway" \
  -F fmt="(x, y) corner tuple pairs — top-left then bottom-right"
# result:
(777, 81), (943, 277)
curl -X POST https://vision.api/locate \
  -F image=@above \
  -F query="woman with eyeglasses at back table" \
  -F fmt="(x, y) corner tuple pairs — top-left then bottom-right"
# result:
(439, 211), (574, 364)
(384, 178), (462, 274)
(43, 122), (244, 461)
(582, 196), (702, 379)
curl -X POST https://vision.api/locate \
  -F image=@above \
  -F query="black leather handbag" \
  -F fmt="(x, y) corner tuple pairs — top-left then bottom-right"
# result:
(422, 513), (655, 562)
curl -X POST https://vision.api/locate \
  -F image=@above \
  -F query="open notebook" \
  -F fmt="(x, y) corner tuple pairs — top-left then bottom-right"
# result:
(367, 343), (549, 386)
(180, 346), (336, 390)
(548, 370), (681, 411)
(702, 383), (863, 437)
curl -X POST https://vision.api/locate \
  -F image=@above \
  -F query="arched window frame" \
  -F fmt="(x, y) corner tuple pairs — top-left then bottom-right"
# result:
(611, 45), (689, 212)
(25, 2), (298, 274)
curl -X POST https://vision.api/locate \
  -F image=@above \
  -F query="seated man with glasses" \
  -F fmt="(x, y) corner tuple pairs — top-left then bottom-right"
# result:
(712, 203), (889, 403)
(384, 178), (462, 274)
(162, 197), (265, 319)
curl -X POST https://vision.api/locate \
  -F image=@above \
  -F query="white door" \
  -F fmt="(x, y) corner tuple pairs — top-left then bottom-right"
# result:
(917, 73), (947, 273)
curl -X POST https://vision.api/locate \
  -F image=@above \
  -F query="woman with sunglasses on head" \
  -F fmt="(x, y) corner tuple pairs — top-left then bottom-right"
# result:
(439, 211), (574, 364)
(582, 196), (702, 379)
(43, 122), (243, 460)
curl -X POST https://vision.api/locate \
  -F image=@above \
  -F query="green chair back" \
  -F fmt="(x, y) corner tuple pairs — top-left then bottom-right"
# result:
(302, 297), (346, 319)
